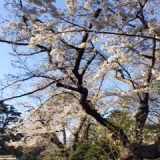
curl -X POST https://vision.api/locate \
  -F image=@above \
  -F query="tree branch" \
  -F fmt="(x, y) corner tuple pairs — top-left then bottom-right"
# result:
(1, 80), (57, 102)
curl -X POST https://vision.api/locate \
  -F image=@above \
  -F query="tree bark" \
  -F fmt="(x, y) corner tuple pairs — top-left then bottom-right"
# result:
(122, 139), (160, 159)
(134, 93), (149, 143)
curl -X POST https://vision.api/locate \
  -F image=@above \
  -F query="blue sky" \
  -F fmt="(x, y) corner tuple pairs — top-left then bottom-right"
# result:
(0, 1), (15, 78)
(0, 44), (14, 77)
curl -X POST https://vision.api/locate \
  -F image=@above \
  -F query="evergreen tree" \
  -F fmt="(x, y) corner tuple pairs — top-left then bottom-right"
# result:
(0, 101), (21, 154)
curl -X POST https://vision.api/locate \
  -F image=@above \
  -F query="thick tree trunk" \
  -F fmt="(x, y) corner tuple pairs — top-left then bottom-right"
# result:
(122, 139), (160, 159)
(133, 93), (149, 143)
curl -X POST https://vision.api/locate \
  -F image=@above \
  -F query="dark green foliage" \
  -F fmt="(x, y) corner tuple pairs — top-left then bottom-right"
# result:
(20, 151), (40, 160)
(108, 110), (133, 136)
(69, 140), (118, 160)
(0, 101), (21, 133)
(43, 148), (68, 160)
(0, 101), (21, 154)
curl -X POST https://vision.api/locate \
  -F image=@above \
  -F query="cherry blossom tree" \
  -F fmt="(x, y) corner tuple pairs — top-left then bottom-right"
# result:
(0, 0), (160, 159)
(6, 96), (92, 159)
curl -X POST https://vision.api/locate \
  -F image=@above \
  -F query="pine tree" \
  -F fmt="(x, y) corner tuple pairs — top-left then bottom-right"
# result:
(0, 101), (21, 154)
